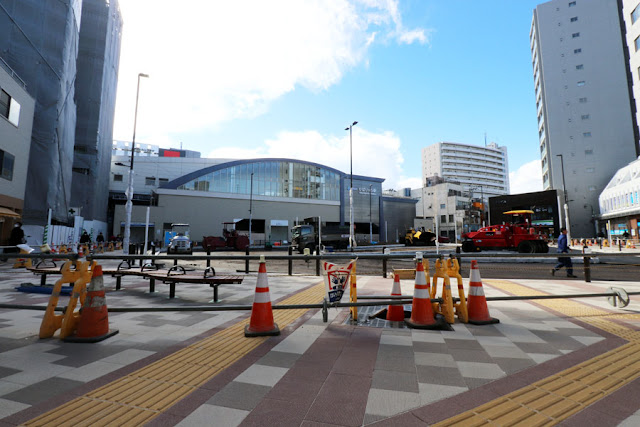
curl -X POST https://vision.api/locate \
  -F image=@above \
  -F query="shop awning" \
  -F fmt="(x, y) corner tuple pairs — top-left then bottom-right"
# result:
(0, 207), (20, 218)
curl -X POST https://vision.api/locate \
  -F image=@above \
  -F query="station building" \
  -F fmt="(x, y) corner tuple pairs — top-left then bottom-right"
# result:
(109, 153), (416, 246)
(598, 157), (640, 239)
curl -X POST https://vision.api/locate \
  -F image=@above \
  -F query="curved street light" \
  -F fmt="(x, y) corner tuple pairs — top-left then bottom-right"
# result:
(345, 121), (358, 250)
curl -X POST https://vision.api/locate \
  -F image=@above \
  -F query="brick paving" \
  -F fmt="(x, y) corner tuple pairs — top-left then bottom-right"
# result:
(0, 258), (639, 425)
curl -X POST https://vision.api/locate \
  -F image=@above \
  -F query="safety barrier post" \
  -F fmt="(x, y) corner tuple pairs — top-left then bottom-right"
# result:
(245, 248), (250, 274)
(288, 246), (293, 276)
(206, 249), (211, 268)
(584, 256), (591, 283)
(619, 239), (622, 252)
(382, 246), (387, 278)
(315, 249), (320, 276)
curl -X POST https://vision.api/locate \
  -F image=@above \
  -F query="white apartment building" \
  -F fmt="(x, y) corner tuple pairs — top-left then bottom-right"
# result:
(531, 0), (638, 238)
(623, 0), (640, 142)
(421, 141), (509, 202)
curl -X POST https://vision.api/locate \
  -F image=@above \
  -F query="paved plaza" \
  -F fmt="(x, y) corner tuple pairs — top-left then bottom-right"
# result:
(0, 257), (640, 426)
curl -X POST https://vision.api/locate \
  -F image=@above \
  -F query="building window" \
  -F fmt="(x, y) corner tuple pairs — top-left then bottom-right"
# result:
(570, 16), (578, 22)
(114, 174), (123, 182)
(588, 186), (596, 191)
(636, 36), (640, 52)
(0, 89), (20, 126)
(159, 178), (169, 184)
(572, 32), (580, 38)
(586, 167), (595, 173)
(579, 97), (587, 103)
(569, 1), (576, 6)
(440, 215), (447, 223)
(145, 176), (156, 185)
(577, 81), (585, 86)
(576, 64), (584, 70)
(583, 132), (592, 137)
(633, 5), (640, 24)
(440, 204), (446, 209)
(581, 114), (590, 120)
(574, 48), (581, 54)
(449, 214), (454, 223)
(585, 149), (593, 155)
(0, 149), (14, 181)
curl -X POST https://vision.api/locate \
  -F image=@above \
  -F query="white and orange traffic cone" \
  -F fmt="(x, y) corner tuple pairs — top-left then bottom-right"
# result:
(245, 256), (280, 337)
(64, 265), (119, 343)
(386, 273), (405, 321)
(405, 254), (451, 330)
(467, 260), (499, 325)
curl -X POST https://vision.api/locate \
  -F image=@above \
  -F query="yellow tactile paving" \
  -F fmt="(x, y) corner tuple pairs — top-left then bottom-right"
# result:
(434, 279), (640, 426)
(24, 281), (325, 427)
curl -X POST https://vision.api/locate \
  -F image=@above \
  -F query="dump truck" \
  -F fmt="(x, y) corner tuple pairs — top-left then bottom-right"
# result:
(291, 217), (350, 253)
(202, 222), (250, 251)
(460, 210), (549, 253)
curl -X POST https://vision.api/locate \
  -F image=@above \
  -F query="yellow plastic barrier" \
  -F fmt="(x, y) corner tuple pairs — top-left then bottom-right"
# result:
(96, 243), (104, 254)
(58, 244), (67, 254)
(12, 248), (32, 269)
(446, 257), (468, 323)
(350, 262), (357, 321)
(603, 239), (609, 247)
(39, 260), (95, 339)
(430, 258), (455, 324)
(107, 242), (114, 252)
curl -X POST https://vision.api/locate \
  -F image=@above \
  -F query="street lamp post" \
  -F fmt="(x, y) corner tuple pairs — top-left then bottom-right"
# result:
(556, 154), (571, 239)
(345, 121), (358, 251)
(123, 73), (149, 255)
(249, 172), (254, 246)
(369, 184), (373, 243)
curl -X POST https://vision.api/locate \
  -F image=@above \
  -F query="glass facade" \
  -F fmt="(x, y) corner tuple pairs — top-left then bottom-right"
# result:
(177, 160), (341, 201)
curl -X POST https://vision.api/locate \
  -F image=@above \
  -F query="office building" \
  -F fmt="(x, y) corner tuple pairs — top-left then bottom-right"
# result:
(0, 57), (35, 243)
(421, 141), (510, 201)
(531, 0), (638, 237)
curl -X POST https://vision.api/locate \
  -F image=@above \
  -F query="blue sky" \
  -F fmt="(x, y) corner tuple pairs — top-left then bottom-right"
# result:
(114, 0), (544, 193)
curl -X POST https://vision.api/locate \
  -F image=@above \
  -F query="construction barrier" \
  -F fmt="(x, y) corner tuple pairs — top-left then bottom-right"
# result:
(430, 257), (455, 324)
(446, 257), (468, 323)
(245, 256), (280, 337)
(405, 253), (451, 330)
(13, 245), (33, 269)
(64, 265), (118, 343)
(39, 261), (96, 339)
(467, 260), (499, 325)
(107, 242), (114, 252)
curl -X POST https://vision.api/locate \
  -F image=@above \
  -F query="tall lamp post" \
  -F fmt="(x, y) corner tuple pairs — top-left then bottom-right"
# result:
(345, 121), (358, 250)
(369, 184), (373, 243)
(556, 154), (571, 239)
(249, 172), (254, 246)
(123, 73), (149, 255)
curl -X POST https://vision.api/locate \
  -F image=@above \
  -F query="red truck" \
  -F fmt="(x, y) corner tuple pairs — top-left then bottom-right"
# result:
(461, 210), (549, 253)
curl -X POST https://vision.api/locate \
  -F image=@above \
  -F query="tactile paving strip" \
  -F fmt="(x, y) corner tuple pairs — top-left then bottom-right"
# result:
(24, 282), (325, 427)
(433, 279), (640, 427)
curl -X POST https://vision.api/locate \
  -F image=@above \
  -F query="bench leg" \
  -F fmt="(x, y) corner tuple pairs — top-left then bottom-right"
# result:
(116, 276), (121, 291)
(170, 283), (175, 298)
(40, 274), (46, 286)
(150, 278), (155, 293)
(214, 285), (218, 303)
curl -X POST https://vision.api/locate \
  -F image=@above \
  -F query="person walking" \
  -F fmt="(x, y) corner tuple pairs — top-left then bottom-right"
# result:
(551, 227), (577, 278)
(8, 222), (25, 254)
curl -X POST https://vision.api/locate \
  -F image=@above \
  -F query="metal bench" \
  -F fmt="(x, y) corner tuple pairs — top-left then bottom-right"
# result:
(143, 266), (244, 302)
(27, 260), (64, 286)
(102, 261), (163, 291)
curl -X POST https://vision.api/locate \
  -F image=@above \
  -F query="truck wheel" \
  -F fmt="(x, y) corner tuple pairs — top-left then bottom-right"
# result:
(461, 241), (476, 253)
(539, 241), (549, 253)
(306, 244), (316, 254)
(518, 241), (535, 254)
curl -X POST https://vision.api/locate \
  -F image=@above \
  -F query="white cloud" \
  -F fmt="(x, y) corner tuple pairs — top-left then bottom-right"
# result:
(206, 127), (418, 190)
(509, 160), (543, 195)
(114, 0), (429, 143)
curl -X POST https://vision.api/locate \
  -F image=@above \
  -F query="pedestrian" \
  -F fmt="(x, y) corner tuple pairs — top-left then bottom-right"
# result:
(551, 227), (577, 278)
(8, 221), (25, 253)
(80, 230), (91, 244)
(96, 232), (105, 243)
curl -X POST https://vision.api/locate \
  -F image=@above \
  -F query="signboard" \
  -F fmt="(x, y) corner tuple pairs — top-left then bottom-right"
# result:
(322, 260), (355, 303)
(271, 219), (289, 226)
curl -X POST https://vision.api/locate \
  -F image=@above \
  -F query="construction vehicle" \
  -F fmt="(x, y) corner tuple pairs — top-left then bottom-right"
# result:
(291, 217), (350, 253)
(405, 228), (437, 246)
(460, 210), (549, 253)
(166, 224), (193, 254)
(202, 222), (250, 251)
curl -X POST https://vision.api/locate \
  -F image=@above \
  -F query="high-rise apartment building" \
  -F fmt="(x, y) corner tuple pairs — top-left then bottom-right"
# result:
(623, 1), (640, 137)
(531, 0), (638, 238)
(421, 141), (510, 201)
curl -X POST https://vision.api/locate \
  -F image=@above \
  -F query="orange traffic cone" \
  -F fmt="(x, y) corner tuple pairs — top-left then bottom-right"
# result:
(467, 260), (499, 325)
(77, 244), (84, 258)
(405, 255), (451, 330)
(386, 274), (405, 321)
(245, 257), (280, 337)
(64, 265), (119, 342)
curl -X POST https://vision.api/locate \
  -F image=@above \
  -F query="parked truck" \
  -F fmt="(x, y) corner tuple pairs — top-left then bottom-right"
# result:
(460, 210), (549, 253)
(291, 217), (350, 253)
(202, 222), (250, 251)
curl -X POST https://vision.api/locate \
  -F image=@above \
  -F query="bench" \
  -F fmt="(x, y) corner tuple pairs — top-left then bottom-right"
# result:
(27, 260), (64, 286)
(143, 266), (244, 302)
(102, 261), (164, 291)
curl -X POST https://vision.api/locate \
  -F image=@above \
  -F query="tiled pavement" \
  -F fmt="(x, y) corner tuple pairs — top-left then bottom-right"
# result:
(0, 259), (640, 425)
